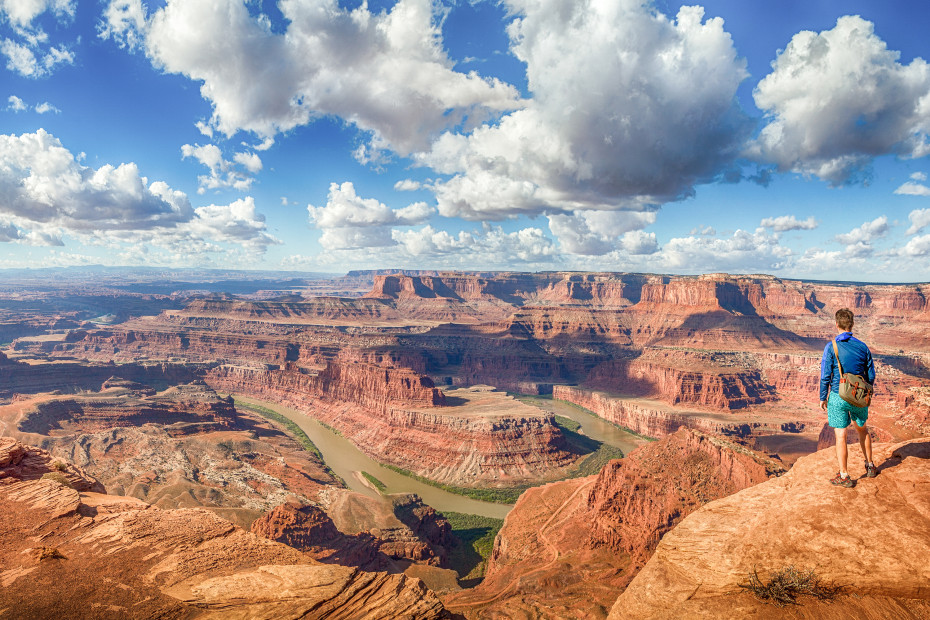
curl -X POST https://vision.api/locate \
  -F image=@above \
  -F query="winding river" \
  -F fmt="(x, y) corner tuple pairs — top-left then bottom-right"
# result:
(234, 393), (644, 520)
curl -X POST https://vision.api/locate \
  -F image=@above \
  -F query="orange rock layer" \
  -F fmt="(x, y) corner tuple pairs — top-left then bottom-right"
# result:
(445, 429), (785, 618)
(609, 437), (930, 620)
(0, 439), (450, 619)
(206, 364), (578, 486)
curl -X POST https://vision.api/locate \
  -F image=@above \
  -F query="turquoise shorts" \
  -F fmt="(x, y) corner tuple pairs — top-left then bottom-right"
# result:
(827, 393), (869, 429)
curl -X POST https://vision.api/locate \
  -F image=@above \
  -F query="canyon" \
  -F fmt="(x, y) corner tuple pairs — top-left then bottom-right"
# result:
(443, 428), (786, 618)
(1, 268), (929, 617)
(0, 438), (450, 618)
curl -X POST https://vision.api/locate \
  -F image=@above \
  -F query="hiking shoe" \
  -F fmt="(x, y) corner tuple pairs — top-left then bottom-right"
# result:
(865, 462), (878, 478)
(830, 472), (855, 488)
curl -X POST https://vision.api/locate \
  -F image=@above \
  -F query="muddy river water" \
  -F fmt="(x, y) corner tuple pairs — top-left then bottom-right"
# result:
(235, 394), (644, 520)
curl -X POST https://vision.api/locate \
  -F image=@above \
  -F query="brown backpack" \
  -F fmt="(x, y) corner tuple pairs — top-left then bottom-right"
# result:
(831, 340), (873, 408)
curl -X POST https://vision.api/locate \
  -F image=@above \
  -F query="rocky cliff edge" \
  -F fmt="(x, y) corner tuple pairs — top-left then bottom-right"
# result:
(0, 438), (449, 619)
(608, 437), (930, 619)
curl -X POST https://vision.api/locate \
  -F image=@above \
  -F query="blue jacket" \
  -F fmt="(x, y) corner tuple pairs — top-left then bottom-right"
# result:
(819, 332), (875, 402)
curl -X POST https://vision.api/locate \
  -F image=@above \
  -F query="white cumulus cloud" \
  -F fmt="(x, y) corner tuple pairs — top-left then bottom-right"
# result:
(0, 0), (75, 77)
(900, 234), (930, 257)
(35, 101), (58, 114)
(751, 16), (930, 185)
(100, 0), (520, 156)
(659, 228), (793, 272)
(394, 179), (422, 192)
(895, 181), (930, 196)
(6, 94), (26, 111)
(97, 0), (146, 51)
(547, 210), (657, 255)
(420, 1), (751, 220)
(907, 208), (930, 235)
(835, 216), (890, 246)
(0, 130), (277, 257)
(308, 181), (435, 250)
(0, 0), (73, 28)
(390, 223), (557, 264)
(760, 215), (818, 231)
(181, 143), (262, 193)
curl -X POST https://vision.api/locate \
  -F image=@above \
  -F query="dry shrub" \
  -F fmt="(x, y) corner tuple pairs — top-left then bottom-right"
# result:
(36, 547), (67, 561)
(739, 565), (844, 607)
(40, 471), (73, 488)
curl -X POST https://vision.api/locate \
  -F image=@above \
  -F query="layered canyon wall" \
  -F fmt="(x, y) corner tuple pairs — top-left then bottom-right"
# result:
(207, 364), (579, 487)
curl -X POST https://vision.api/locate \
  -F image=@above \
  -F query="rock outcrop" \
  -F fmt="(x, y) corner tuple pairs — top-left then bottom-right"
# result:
(0, 440), (450, 619)
(17, 380), (238, 435)
(209, 368), (581, 487)
(2, 384), (342, 526)
(207, 359), (445, 413)
(585, 355), (776, 409)
(0, 356), (203, 396)
(251, 502), (388, 569)
(552, 385), (798, 438)
(608, 438), (930, 620)
(445, 429), (785, 618)
(252, 494), (454, 569)
(585, 429), (786, 568)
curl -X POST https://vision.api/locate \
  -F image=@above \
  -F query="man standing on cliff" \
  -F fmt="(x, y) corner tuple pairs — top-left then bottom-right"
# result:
(820, 308), (877, 487)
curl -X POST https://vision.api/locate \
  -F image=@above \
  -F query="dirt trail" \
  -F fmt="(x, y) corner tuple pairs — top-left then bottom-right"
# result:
(448, 478), (596, 611)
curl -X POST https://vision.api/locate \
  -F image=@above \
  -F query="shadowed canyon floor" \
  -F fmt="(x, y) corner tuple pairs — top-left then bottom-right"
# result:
(1, 269), (929, 617)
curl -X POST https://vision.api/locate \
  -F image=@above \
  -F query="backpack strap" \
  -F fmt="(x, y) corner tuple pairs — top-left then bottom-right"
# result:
(831, 339), (844, 375)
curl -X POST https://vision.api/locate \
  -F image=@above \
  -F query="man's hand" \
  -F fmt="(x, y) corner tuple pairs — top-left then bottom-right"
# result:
(820, 400), (828, 411)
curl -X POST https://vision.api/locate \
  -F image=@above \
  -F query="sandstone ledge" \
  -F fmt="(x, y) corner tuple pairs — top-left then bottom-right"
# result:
(609, 437), (930, 619)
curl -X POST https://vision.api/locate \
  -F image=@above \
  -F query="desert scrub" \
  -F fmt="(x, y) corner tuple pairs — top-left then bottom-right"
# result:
(441, 511), (504, 583)
(52, 461), (68, 472)
(40, 472), (73, 488)
(361, 471), (387, 492)
(739, 565), (843, 607)
(573, 444), (625, 476)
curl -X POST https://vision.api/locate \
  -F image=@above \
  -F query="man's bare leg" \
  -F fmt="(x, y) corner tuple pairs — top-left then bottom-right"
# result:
(834, 427), (848, 475)
(855, 424), (873, 465)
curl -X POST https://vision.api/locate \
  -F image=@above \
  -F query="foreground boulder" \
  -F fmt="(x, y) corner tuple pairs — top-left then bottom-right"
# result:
(609, 438), (930, 619)
(0, 439), (449, 619)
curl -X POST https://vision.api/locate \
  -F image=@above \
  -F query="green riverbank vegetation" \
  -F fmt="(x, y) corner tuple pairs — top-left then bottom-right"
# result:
(442, 511), (505, 585)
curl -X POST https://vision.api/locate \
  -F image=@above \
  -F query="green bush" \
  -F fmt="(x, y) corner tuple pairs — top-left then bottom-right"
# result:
(381, 464), (526, 504)
(552, 414), (581, 432)
(361, 471), (387, 492)
(441, 511), (505, 582)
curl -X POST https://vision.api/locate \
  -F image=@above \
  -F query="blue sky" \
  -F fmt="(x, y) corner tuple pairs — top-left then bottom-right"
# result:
(2, 0), (930, 281)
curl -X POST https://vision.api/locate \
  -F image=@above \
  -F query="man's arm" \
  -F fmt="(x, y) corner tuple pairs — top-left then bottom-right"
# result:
(819, 343), (832, 408)
(866, 348), (876, 385)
